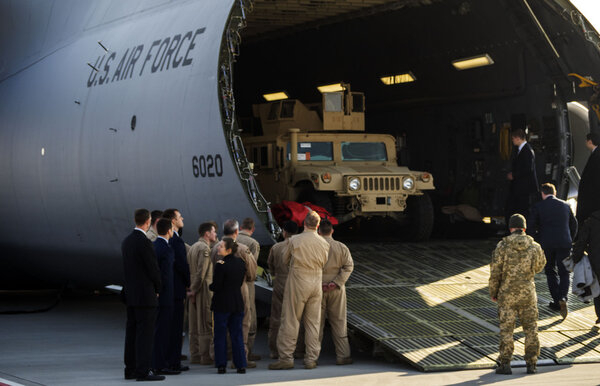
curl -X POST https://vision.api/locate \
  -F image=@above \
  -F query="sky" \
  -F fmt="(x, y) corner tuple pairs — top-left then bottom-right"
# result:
(570, 0), (600, 33)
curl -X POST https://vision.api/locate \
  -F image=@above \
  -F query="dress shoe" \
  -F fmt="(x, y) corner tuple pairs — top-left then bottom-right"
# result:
(495, 362), (511, 375)
(237, 368), (246, 374)
(155, 368), (180, 375)
(526, 363), (537, 374)
(548, 302), (561, 311)
(170, 365), (189, 372)
(248, 352), (262, 361)
(217, 366), (226, 374)
(268, 360), (294, 370)
(559, 299), (568, 319)
(136, 370), (165, 381)
(304, 361), (317, 369)
(336, 357), (353, 365)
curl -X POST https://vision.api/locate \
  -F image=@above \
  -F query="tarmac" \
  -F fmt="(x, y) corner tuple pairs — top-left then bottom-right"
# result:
(1, 289), (600, 386)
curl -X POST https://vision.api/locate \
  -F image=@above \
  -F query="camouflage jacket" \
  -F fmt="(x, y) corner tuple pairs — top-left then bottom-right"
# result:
(489, 231), (546, 307)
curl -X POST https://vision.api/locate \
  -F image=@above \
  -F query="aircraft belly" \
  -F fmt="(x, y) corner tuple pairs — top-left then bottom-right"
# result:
(0, 0), (268, 286)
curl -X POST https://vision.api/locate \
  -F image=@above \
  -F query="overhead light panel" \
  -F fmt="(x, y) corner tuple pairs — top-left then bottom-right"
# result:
(380, 72), (416, 85)
(263, 92), (289, 101)
(452, 54), (494, 70)
(317, 83), (345, 93)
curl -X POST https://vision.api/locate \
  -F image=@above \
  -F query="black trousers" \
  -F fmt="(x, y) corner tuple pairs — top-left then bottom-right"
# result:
(124, 306), (157, 377)
(152, 305), (173, 370)
(167, 299), (185, 368)
(544, 247), (571, 304)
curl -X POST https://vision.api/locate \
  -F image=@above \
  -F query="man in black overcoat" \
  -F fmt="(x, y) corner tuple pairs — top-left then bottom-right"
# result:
(506, 128), (539, 224)
(576, 132), (600, 225)
(122, 209), (164, 381)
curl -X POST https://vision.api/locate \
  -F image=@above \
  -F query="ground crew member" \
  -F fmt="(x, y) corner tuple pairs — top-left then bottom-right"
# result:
(269, 211), (330, 370)
(187, 222), (217, 365)
(236, 218), (260, 361)
(489, 214), (546, 375)
(146, 210), (163, 242)
(210, 219), (257, 368)
(318, 219), (354, 365)
(267, 221), (298, 359)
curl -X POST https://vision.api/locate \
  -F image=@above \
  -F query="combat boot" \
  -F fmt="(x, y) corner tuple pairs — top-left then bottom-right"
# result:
(304, 361), (318, 369)
(268, 361), (294, 370)
(336, 357), (353, 365)
(495, 362), (512, 375)
(526, 363), (537, 374)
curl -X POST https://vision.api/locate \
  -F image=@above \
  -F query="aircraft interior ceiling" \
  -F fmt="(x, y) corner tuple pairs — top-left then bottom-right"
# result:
(234, 0), (600, 217)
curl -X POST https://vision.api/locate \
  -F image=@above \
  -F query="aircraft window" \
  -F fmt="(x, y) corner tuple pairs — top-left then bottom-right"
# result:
(287, 142), (333, 161)
(352, 93), (364, 113)
(341, 142), (387, 161)
(268, 102), (280, 120)
(324, 93), (343, 112)
(280, 100), (295, 118)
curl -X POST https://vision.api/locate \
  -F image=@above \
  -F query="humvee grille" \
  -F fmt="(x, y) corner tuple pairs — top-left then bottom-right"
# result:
(363, 177), (401, 191)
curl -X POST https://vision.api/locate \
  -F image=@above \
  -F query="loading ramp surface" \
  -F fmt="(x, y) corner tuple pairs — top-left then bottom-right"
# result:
(345, 239), (600, 371)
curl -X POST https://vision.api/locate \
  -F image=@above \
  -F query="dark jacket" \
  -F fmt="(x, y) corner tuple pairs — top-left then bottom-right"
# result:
(169, 232), (190, 300)
(122, 229), (161, 307)
(572, 210), (600, 278)
(576, 147), (600, 224)
(153, 237), (175, 307)
(209, 254), (246, 313)
(511, 142), (539, 197)
(528, 195), (577, 250)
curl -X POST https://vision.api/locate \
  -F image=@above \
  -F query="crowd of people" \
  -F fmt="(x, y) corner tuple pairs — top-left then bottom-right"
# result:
(121, 209), (353, 381)
(491, 131), (600, 375)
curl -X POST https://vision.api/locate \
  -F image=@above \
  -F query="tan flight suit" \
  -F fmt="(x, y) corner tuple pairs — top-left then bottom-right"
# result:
(489, 231), (546, 365)
(146, 227), (158, 242)
(211, 241), (257, 355)
(267, 238), (291, 357)
(320, 235), (354, 361)
(277, 228), (329, 365)
(236, 230), (259, 356)
(187, 238), (213, 363)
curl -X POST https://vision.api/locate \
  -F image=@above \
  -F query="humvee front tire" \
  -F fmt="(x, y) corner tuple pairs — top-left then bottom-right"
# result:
(406, 193), (434, 241)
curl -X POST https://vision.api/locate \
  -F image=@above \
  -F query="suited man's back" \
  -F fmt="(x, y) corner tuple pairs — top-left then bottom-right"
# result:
(153, 238), (175, 307)
(511, 143), (538, 197)
(577, 148), (600, 223)
(122, 230), (161, 307)
(529, 196), (577, 250)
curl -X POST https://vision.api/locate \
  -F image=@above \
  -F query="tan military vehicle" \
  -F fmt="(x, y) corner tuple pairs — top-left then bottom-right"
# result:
(242, 84), (435, 240)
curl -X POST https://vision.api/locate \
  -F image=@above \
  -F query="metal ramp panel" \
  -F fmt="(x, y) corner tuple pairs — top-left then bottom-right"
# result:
(345, 240), (600, 371)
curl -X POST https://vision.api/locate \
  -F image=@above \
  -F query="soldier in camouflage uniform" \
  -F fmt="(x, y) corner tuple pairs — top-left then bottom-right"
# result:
(489, 214), (546, 375)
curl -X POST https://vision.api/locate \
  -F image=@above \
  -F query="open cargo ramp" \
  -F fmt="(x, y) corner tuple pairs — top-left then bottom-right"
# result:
(345, 240), (600, 371)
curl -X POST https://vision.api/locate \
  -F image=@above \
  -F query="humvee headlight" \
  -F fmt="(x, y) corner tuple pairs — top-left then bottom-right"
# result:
(321, 172), (332, 183)
(402, 177), (414, 190)
(348, 177), (361, 191)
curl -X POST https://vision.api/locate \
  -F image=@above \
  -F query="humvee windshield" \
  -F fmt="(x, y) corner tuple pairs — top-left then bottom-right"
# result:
(287, 142), (333, 161)
(341, 142), (387, 161)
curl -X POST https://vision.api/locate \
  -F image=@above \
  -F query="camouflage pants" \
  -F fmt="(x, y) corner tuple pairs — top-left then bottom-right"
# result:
(497, 304), (540, 364)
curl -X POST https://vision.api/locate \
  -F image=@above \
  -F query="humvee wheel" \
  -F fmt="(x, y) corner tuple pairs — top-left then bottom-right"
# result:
(297, 187), (333, 213)
(406, 193), (434, 241)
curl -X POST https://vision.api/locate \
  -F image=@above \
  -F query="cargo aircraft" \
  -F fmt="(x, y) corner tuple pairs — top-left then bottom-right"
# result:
(1, 0), (599, 287)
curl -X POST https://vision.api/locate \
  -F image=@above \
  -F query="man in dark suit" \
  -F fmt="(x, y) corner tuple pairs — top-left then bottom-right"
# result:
(122, 209), (164, 381)
(162, 208), (191, 372)
(528, 183), (577, 319)
(506, 129), (539, 224)
(151, 218), (180, 375)
(576, 132), (600, 225)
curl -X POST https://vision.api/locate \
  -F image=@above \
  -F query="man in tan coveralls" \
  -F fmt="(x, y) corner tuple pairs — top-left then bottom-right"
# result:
(489, 213), (546, 375)
(187, 222), (217, 365)
(318, 219), (354, 365)
(210, 219), (258, 368)
(267, 221), (298, 359)
(269, 212), (330, 370)
(236, 218), (260, 361)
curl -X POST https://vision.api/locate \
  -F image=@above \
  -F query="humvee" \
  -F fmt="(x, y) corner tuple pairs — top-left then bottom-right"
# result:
(242, 84), (435, 240)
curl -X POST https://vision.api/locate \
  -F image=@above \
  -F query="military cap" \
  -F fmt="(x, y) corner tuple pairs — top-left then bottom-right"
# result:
(508, 214), (526, 229)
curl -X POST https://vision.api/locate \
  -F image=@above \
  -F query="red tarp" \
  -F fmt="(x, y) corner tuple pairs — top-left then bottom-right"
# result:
(271, 200), (339, 227)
